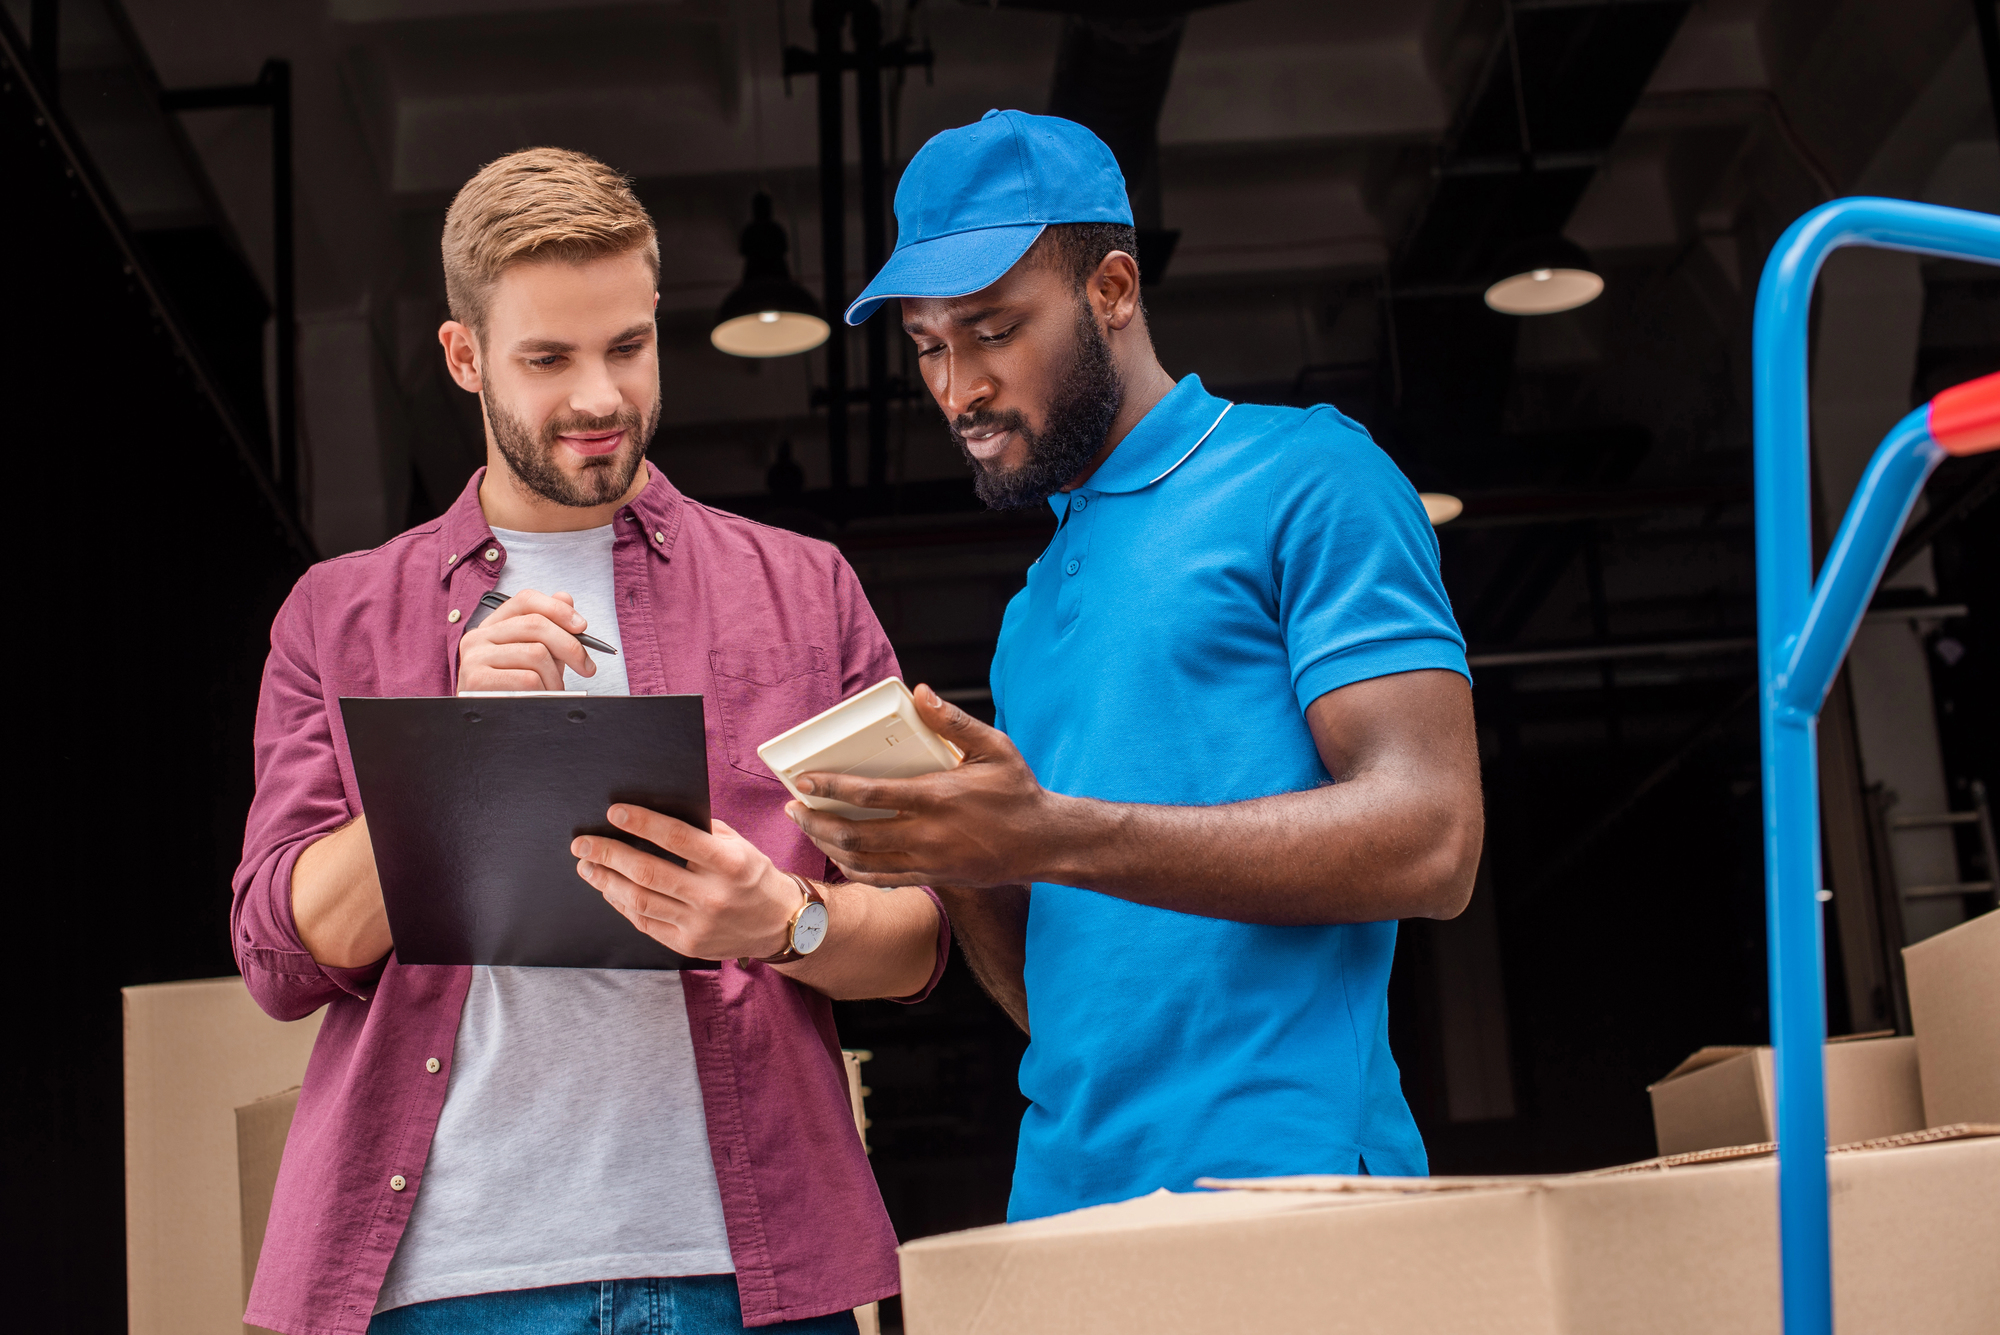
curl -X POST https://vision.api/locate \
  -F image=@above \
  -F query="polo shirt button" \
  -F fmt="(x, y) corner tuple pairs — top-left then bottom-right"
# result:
(389, 1174), (407, 1191)
(447, 609), (461, 624)
(1065, 559), (1080, 576)
(1072, 494), (1088, 510)
(484, 548), (499, 561)
(426, 1057), (441, 1074)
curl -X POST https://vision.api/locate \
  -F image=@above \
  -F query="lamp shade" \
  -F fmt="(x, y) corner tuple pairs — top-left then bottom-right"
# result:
(1419, 492), (1464, 526)
(712, 193), (829, 358)
(1483, 234), (1603, 316)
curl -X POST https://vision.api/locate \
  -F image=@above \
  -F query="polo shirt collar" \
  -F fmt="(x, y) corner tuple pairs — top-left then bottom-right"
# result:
(1059, 374), (1231, 506)
(436, 462), (685, 585)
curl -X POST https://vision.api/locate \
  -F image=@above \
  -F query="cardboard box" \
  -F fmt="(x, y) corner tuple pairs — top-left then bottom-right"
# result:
(236, 1087), (301, 1313)
(1904, 908), (2000, 1127)
(124, 978), (322, 1335)
(1646, 1034), (1923, 1155)
(898, 1132), (2000, 1335)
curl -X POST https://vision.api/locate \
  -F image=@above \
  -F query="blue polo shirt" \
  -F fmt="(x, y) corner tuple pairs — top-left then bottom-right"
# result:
(990, 374), (1470, 1221)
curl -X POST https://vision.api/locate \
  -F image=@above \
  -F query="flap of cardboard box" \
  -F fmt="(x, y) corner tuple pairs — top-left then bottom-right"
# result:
(1651, 1044), (1759, 1085)
(1904, 907), (2000, 1127)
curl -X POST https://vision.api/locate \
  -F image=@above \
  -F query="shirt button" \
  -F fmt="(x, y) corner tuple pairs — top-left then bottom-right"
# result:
(426, 1057), (441, 1074)
(447, 609), (461, 624)
(1072, 494), (1088, 510)
(389, 1174), (407, 1191)
(446, 553), (457, 564)
(653, 530), (666, 544)
(1065, 559), (1080, 576)
(484, 548), (499, 561)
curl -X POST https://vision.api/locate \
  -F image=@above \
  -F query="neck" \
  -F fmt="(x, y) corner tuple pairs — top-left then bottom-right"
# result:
(1062, 332), (1178, 492)
(478, 454), (651, 533)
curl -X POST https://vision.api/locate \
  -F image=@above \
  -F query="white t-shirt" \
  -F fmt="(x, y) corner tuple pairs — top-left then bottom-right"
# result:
(376, 524), (732, 1313)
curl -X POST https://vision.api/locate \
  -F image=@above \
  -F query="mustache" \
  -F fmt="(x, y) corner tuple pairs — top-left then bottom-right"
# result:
(541, 407), (643, 444)
(949, 408), (1030, 444)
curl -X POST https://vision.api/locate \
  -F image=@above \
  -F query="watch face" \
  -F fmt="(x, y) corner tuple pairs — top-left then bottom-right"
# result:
(792, 900), (831, 955)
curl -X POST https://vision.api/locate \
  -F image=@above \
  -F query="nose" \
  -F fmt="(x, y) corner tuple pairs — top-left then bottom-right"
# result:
(928, 348), (993, 421)
(570, 356), (623, 421)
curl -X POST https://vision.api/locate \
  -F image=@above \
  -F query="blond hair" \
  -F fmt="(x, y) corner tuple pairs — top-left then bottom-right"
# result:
(441, 147), (660, 334)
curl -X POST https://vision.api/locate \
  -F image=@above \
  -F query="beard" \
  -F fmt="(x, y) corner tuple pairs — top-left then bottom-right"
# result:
(952, 300), (1124, 510)
(485, 390), (660, 508)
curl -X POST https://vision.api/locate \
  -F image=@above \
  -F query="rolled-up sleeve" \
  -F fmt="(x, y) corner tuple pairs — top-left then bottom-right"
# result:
(231, 571), (380, 1019)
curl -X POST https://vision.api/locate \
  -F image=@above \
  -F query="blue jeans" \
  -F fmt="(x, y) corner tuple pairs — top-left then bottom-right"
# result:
(367, 1276), (861, 1335)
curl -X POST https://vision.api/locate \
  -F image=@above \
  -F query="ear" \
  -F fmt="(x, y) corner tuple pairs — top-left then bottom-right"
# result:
(1092, 251), (1143, 333)
(439, 320), (483, 393)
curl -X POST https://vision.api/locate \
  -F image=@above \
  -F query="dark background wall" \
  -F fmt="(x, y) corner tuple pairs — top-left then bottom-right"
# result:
(1, 23), (312, 1325)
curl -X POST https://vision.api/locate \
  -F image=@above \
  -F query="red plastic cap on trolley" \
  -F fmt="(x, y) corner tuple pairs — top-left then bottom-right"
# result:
(1928, 368), (2000, 456)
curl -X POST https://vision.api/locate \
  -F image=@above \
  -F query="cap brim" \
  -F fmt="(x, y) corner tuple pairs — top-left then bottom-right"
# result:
(844, 223), (1047, 325)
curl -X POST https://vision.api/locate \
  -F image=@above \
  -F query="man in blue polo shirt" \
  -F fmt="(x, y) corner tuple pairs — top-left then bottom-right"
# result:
(788, 111), (1483, 1221)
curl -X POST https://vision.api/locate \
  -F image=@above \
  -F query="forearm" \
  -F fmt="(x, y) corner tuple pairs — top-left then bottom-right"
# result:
(775, 881), (940, 1000)
(934, 883), (1029, 1033)
(291, 817), (394, 969)
(1038, 777), (1482, 925)
(797, 670), (1484, 929)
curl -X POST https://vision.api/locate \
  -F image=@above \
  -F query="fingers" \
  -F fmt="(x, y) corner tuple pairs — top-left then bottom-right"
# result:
(911, 683), (1006, 758)
(830, 865), (935, 888)
(572, 831), (696, 900)
(487, 588), (585, 634)
(787, 800), (912, 854)
(465, 665), (561, 692)
(788, 806), (924, 875)
(792, 770), (915, 814)
(813, 841), (925, 879)
(605, 804), (717, 868)
(475, 642), (568, 692)
(578, 857), (691, 943)
(473, 611), (595, 680)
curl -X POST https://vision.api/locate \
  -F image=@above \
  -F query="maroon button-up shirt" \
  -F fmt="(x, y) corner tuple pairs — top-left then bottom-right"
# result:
(232, 465), (947, 1335)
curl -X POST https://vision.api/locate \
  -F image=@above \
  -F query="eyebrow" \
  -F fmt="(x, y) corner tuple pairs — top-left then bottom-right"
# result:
(511, 324), (655, 356)
(902, 305), (1005, 336)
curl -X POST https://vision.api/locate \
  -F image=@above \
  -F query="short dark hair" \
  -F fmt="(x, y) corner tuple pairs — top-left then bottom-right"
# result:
(1028, 221), (1142, 292)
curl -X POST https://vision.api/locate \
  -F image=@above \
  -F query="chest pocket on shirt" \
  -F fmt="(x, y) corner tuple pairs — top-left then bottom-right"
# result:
(708, 644), (835, 781)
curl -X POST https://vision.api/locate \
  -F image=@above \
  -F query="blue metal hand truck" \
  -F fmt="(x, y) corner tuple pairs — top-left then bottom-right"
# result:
(1754, 197), (2000, 1335)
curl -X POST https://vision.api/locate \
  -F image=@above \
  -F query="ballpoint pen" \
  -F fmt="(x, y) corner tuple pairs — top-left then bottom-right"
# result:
(465, 589), (619, 655)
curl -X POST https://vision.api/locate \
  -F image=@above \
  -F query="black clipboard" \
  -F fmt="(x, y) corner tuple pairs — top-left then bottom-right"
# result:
(340, 694), (716, 970)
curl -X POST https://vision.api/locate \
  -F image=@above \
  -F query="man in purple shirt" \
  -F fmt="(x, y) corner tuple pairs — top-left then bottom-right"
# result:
(233, 147), (947, 1335)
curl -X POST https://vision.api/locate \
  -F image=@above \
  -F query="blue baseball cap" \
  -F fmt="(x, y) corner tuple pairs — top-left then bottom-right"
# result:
(843, 109), (1132, 325)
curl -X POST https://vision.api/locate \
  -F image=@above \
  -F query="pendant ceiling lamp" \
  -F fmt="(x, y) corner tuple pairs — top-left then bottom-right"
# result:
(712, 192), (829, 358)
(1419, 492), (1464, 526)
(1482, 4), (1603, 318)
(1483, 233), (1604, 316)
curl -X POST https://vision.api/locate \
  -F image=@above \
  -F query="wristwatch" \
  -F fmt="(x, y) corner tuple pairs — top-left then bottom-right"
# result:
(749, 873), (830, 966)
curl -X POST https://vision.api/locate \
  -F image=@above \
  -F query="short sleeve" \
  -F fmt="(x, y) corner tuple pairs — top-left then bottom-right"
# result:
(1268, 408), (1470, 712)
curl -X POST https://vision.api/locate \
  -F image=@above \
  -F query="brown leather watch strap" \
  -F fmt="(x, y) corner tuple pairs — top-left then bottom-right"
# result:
(746, 873), (824, 966)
